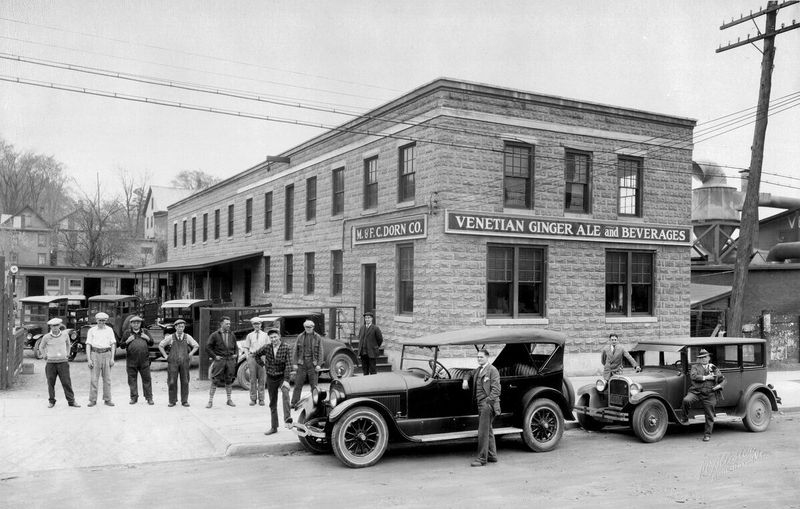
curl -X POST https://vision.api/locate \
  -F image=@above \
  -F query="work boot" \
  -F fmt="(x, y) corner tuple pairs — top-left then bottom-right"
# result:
(68, 402), (81, 408)
(129, 398), (137, 405)
(226, 399), (236, 407)
(703, 434), (711, 442)
(104, 401), (115, 407)
(48, 402), (55, 408)
(146, 399), (154, 405)
(249, 400), (256, 406)
(264, 428), (277, 436)
(206, 401), (213, 409)
(88, 401), (97, 407)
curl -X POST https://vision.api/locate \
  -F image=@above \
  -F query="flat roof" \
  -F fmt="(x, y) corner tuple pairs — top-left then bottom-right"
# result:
(690, 283), (731, 307)
(398, 327), (566, 347)
(161, 299), (213, 308)
(88, 294), (137, 302)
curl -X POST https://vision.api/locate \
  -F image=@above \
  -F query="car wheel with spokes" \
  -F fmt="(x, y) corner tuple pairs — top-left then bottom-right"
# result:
(329, 352), (355, 378)
(742, 392), (772, 432)
(331, 406), (388, 468)
(522, 398), (564, 452)
(631, 399), (668, 443)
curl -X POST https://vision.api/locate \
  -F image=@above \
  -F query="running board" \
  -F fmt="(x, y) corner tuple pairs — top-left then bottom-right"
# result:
(409, 427), (522, 443)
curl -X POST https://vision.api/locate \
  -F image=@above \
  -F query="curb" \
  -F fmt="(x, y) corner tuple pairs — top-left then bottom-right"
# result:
(226, 441), (304, 456)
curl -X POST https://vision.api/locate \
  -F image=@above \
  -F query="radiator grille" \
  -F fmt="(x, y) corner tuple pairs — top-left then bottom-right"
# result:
(609, 379), (628, 407)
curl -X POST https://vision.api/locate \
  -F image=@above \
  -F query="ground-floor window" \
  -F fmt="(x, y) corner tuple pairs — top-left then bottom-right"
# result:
(331, 250), (343, 296)
(284, 254), (293, 294)
(605, 250), (654, 315)
(397, 243), (413, 314)
(487, 244), (545, 317)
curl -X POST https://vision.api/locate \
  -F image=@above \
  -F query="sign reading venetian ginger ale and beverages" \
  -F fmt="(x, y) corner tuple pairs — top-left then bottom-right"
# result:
(352, 216), (427, 246)
(445, 210), (690, 245)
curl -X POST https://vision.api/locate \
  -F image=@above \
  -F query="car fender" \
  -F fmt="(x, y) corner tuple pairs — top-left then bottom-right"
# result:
(521, 386), (574, 421)
(575, 386), (602, 408)
(628, 392), (680, 421)
(734, 383), (781, 414)
(327, 397), (409, 439)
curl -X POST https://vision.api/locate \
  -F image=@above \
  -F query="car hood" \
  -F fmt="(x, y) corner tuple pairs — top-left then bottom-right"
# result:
(618, 369), (680, 391)
(337, 371), (425, 395)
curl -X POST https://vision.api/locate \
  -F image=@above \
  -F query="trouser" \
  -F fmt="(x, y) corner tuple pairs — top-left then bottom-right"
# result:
(46, 362), (75, 404)
(476, 403), (497, 463)
(210, 357), (237, 387)
(291, 361), (318, 406)
(167, 359), (190, 404)
(682, 392), (716, 436)
(248, 355), (266, 403)
(266, 375), (292, 430)
(89, 350), (112, 403)
(126, 362), (153, 400)
(360, 354), (376, 375)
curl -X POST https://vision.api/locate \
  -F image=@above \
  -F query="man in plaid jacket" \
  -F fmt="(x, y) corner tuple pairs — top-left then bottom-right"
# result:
(255, 327), (293, 434)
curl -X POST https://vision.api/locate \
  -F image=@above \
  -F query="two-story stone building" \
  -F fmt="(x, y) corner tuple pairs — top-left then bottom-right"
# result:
(135, 79), (696, 370)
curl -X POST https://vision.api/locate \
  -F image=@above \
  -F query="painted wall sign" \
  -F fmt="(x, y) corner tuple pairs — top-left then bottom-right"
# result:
(444, 210), (691, 245)
(352, 216), (427, 246)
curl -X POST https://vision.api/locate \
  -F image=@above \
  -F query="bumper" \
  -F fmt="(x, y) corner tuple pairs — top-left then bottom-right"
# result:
(293, 420), (327, 439)
(573, 405), (630, 423)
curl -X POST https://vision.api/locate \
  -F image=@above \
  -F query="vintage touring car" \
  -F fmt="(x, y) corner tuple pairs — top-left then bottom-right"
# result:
(573, 337), (781, 443)
(292, 327), (575, 468)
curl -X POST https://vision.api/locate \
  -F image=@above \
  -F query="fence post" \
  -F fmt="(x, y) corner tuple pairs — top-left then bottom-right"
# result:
(1, 255), (8, 389)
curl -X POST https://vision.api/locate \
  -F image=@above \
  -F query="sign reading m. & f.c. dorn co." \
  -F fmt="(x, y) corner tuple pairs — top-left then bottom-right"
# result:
(352, 216), (428, 246)
(444, 210), (690, 245)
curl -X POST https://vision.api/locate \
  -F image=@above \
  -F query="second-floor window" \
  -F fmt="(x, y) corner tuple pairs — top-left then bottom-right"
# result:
(285, 254), (293, 293)
(264, 191), (273, 229)
(202, 213), (208, 242)
(245, 198), (253, 233)
(191, 217), (196, 244)
(398, 143), (415, 203)
(504, 144), (533, 209)
(306, 177), (317, 221)
(173, 223), (177, 247)
(227, 204), (234, 237)
(364, 156), (378, 210)
(618, 157), (643, 216)
(214, 209), (220, 239)
(565, 150), (591, 213)
(331, 250), (343, 296)
(285, 185), (294, 241)
(182, 220), (187, 246)
(332, 167), (344, 216)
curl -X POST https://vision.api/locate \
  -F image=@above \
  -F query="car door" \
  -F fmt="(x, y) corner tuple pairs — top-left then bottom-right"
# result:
(699, 344), (740, 410)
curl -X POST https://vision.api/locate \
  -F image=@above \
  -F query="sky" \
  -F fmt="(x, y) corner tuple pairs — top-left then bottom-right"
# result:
(1, 1), (799, 210)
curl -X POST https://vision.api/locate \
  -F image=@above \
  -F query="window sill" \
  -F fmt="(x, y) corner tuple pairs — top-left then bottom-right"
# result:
(361, 209), (378, 216)
(305, 219), (316, 226)
(396, 201), (415, 209)
(486, 318), (549, 325)
(329, 214), (343, 222)
(563, 211), (592, 219)
(502, 207), (535, 216)
(394, 315), (413, 323)
(284, 240), (293, 247)
(605, 316), (658, 324)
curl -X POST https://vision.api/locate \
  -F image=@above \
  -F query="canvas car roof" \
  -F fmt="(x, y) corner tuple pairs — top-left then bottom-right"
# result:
(88, 294), (138, 302)
(161, 299), (213, 308)
(398, 327), (566, 347)
(633, 337), (766, 352)
(20, 295), (72, 303)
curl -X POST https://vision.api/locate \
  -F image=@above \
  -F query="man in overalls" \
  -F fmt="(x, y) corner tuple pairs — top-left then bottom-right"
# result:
(158, 319), (199, 407)
(120, 315), (154, 405)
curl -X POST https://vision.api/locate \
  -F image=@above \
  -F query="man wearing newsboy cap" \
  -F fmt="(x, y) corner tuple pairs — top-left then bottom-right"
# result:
(39, 318), (80, 408)
(86, 312), (117, 407)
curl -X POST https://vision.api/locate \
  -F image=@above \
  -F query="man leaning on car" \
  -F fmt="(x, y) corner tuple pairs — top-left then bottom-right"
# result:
(462, 348), (501, 467)
(681, 348), (726, 442)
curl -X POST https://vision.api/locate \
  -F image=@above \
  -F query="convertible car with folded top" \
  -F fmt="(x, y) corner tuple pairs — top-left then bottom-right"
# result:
(292, 327), (575, 468)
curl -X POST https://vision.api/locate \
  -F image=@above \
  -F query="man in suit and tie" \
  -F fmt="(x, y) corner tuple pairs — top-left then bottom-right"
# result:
(357, 312), (383, 375)
(681, 348), (726, 441)
(462, 348), (501, 467)
(601, 333), (641, 380)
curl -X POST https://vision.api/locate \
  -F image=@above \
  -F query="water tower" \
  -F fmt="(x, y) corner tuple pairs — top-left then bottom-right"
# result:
(692, 161), (741, 265)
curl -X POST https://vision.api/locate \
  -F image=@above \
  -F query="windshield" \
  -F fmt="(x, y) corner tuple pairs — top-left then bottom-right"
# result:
(89, 302), (115, 316)
(400, 345), (438, 373)
(161, 307), (192, 321)
(22, 303), (48, 322)
(637, 349), (683, 369)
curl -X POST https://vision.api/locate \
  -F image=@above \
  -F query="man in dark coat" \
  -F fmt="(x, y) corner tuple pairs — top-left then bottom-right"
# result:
(120, 315), (154, 405)
(357, 312), (383, 375)
(681, 348), (726, 441)
(462, 348), (501, 466)
(255, 327), (293, 435)
(290, 319), (323, 407)
(206, 316), (238, 408)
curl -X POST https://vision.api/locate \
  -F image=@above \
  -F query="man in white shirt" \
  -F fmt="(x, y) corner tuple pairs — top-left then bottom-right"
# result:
(86, 312), (117, 407)
(243, 317), (268, 406)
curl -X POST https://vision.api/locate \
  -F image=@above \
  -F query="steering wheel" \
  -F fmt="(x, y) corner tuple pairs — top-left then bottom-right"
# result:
(672, 360), (683, 370)
(429, 360), (451, 380)
(407, 366), (430, 378)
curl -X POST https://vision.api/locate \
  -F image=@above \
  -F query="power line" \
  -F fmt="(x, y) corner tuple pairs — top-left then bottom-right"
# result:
(0, 15), (403, 94)
(2, 73), (799, 191)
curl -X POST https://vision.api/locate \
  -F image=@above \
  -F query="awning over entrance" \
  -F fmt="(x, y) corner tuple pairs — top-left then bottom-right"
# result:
(131, 251), (263, 273)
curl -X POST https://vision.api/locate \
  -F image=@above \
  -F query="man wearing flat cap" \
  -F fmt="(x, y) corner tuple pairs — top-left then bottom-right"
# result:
(681, 348), (726, 442)
(86, 311), (117, 407)
(206, 316), (238, 408)
(242, 317), (268, 406)
(159, 318), (199, 407)
(357, 311), (383, 375)
(119, 316), (154, 405)
(254, 327), (293, 434)
(39, 318), (80, 408)
(290, 319), (323, 408)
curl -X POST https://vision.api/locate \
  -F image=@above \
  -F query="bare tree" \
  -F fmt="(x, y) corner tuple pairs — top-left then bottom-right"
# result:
(0, 138), (71, 223)
(171, 170), (219, 190)
(59, 181), (127, 267)
(118, 167), (150, 237)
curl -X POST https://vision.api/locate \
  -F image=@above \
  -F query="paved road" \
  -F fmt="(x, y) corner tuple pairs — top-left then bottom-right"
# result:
(2, 414), (798, 509)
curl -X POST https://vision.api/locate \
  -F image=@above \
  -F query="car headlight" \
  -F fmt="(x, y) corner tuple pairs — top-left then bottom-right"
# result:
(311, 387), (320, 405)
(329, 388), (341, 408)
(69, 331), (77, 340)
(629, 383), (642, 397)
(595, 379), (607, 392)
(27, 333), (33, 340)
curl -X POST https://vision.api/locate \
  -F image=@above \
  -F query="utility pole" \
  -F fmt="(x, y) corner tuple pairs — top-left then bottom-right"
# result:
(718, 0), (800, 336)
